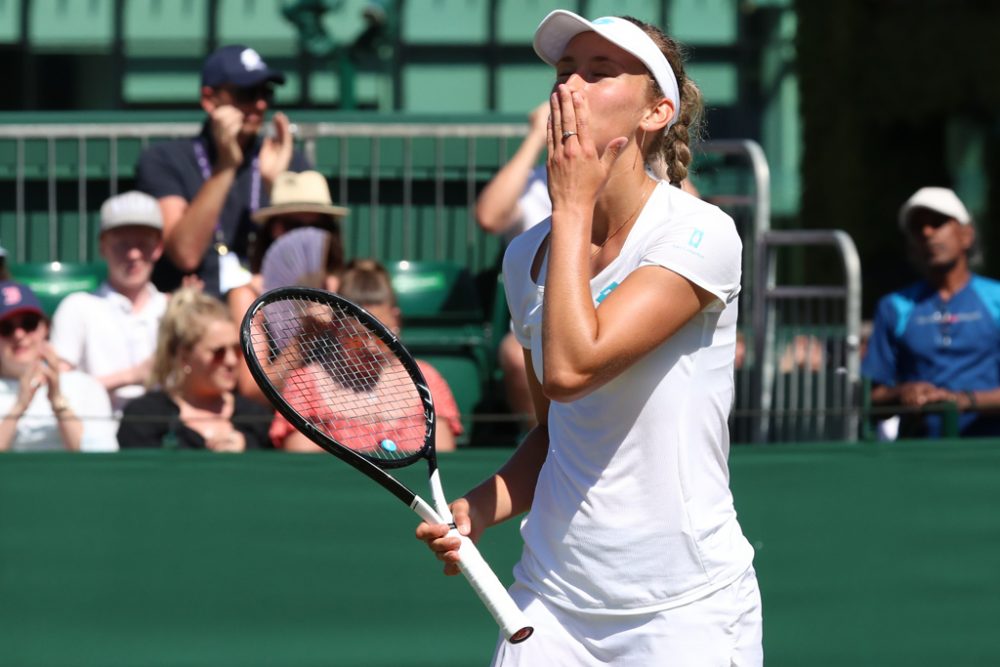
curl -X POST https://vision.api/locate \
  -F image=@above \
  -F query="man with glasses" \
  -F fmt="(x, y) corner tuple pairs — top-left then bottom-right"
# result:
(863, 187), (1000, 438)
(136, 45), (312, 297)
(51, 191), (169, 414)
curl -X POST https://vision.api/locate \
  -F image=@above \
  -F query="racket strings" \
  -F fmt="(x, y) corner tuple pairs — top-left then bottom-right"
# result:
(250, 297), (429, 462)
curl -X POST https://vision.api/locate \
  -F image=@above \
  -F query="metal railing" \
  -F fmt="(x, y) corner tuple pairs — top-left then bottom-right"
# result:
(0, 122), (769, 267)
(2, 120), (804, 444)
(748, 230), (863, 443)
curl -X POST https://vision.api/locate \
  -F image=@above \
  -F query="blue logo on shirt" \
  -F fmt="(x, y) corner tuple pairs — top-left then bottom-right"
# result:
(596, 282), (619, 303)
(689, 229), (705, 248)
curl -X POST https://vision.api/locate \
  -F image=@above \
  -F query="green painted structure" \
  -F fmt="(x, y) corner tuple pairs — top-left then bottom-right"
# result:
(1, 441), (997, 665)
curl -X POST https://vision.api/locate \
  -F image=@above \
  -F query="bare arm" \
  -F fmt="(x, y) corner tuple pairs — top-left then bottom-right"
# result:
(160, 106), (245, 272)
(0, 368), (41, 452)
(434, 420), (457, 453)
(159, 174), (235, 273)
(37, 345), (86, 451)
(475, 102), (549, 235)
(283, 431), (322, 452)
(416, 350), (549, 575)
(93, 359), (152, 394)
(465, 350), (550, 526)
(542, 86), (715, 401)
(51, 400), (84, 452)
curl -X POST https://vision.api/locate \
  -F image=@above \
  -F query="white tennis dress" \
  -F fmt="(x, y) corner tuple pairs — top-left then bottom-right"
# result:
(498, 181), (760, 665)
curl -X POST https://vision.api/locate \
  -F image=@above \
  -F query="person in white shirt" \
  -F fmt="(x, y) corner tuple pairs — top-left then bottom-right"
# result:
(417, 11), (761, 666)
(476, 102), (552, 434)
(0, 281), (115, 452)
(51, 191), (169, 414)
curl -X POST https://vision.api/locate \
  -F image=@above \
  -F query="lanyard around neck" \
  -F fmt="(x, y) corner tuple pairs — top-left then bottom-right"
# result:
(192, 138), (261, 250)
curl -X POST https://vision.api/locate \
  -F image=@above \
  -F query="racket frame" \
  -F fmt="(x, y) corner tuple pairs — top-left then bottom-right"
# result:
(240, 286), (534, 644)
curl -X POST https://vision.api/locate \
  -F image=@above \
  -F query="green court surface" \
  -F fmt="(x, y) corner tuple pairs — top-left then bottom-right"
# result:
(1, 441), (998, 666)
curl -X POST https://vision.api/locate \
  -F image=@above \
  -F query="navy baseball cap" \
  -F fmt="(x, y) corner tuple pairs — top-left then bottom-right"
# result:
(201, 45), (286, 88)
(0, 281), (44, 322)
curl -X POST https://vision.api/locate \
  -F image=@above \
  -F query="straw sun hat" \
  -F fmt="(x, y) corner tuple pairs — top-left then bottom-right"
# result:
(251, 170), (349, 224)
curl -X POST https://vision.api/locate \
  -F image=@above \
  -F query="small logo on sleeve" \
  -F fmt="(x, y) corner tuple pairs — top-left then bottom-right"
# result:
(596, 282), (619, 303)
(688, 228), (705, 248)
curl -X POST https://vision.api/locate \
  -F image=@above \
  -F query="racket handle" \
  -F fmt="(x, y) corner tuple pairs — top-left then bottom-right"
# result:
(448, 528), (534, 644)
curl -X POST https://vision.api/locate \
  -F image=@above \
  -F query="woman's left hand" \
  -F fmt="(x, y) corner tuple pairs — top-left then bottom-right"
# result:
(546, 85), (628, 215)
(205, 429), (246, 453)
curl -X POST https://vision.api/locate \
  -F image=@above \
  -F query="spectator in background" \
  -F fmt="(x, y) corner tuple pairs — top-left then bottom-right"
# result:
(476, 102), (552, 433)
(117, 289), (272, 451)
(136, 45), (312, 297)
(227, 170), (347, 342)
(269, 259), (463, 453)
(236, 225), (345, 404)
(51, 191), (168, 414)
(0, 282), (115, 452)
(863, 187), (1000, 437)
(476, 101), (552, 243)
(0, 245), (8, 279)
(229, 172), (348, 404)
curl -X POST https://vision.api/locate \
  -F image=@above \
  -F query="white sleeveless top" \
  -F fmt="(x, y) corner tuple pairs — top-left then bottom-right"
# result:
(502, 181), (754, 614)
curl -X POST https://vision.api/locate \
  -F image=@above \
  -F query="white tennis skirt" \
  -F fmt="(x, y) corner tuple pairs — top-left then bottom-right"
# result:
(490, 566), (763, 667)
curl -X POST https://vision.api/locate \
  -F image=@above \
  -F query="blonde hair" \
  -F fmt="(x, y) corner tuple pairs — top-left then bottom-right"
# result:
(337, 259), (397, 308)
(623, 16), (704, 184)
(150, 288), (232, 392)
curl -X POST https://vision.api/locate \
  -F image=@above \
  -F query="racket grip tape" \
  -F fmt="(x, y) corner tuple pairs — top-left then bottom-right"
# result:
(449, 529), (534, 644)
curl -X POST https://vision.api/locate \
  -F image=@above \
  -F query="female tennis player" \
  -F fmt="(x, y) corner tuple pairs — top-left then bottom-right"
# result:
(417, 10), (761, 665)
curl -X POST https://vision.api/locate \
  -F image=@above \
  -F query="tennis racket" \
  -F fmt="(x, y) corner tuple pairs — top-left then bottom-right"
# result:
(240, 286), (533, 644)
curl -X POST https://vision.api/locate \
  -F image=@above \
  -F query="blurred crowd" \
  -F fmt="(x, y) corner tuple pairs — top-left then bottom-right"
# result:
(4, 41), (997, 453)
(0, 45), (462, 454)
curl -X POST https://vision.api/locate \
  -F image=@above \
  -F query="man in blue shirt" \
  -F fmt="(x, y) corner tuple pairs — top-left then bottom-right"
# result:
(136, 45), (312, 297)
(863, 187), (1000, 437)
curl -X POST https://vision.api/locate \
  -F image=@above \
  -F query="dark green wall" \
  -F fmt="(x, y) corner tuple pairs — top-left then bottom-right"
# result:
(796, 0), (1000, 315)
(1, 442), (998, 666)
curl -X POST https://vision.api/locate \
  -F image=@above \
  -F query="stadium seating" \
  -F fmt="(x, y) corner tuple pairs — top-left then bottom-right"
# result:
(388, 260), (483, 324)
(10, 261), (107, 316)
(29, 0), (115, 52)
(217, 0), (299, 56)
(123, 0), (209, 56)
(0, 0), (20, 43)
(388, 260), (491, 444)
(401, 0), (489, 44)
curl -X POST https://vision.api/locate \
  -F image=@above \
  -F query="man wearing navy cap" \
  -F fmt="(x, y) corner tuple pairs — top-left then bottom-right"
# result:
(136, 45), (312, 297)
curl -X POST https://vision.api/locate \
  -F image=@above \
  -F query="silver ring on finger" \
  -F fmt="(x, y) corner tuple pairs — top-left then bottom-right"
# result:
(562, 130), (577, 140)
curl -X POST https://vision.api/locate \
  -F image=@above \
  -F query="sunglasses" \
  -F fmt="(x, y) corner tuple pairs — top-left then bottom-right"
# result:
(205, 342), (242, 364)
(225, 84), (275, 105)
(0, 312), (42, 338)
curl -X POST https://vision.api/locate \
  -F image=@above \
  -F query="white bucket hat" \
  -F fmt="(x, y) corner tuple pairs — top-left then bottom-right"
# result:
(898, 187), (971, 229)
(252, 171), (349, 225)
(533, 10), (680, 129)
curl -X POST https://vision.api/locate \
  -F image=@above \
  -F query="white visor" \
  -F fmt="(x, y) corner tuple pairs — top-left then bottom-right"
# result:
(533, 10), (681, 130)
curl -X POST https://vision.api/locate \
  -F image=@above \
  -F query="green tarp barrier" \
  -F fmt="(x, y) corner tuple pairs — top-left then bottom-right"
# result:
(1, 442), (998, 666)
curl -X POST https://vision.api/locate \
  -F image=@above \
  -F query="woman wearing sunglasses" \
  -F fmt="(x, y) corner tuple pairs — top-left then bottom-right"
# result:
(0, 281), (115, 452)
(117, 288), (272, 451)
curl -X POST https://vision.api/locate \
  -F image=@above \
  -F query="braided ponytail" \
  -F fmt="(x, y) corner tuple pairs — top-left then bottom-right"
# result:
(622, 17), (704, 185)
